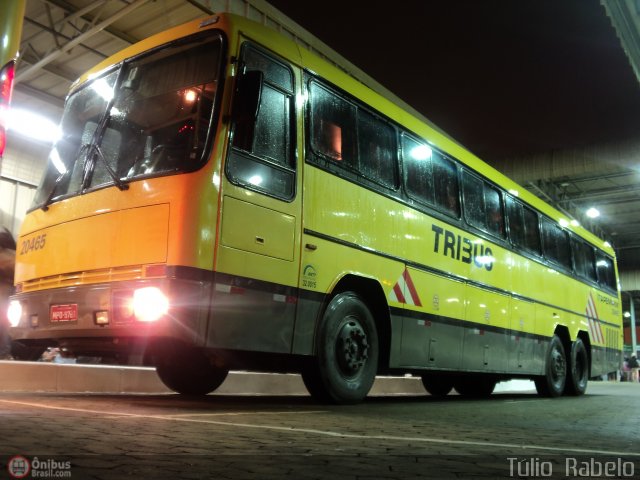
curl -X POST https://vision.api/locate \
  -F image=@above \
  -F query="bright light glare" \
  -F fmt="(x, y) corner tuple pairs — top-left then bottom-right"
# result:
(49, 148), (67, 175)
(586, 207), (600, 219)
(133, 287), (169, 322)
(92, 78), (114, 102)
(7, 108), (60, 143)
(184, 89), (197, 103)
(475, 255), (495, 266)
(410, 145), (432, 161)
(7, 300), (22, 327)
(248, 175), (263, 185)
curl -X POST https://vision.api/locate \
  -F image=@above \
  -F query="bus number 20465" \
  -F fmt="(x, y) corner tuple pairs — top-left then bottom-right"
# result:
(20, 234), (47, 255)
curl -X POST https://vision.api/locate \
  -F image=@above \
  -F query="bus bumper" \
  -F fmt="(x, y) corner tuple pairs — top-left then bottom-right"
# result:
(8, 277), (211, 358)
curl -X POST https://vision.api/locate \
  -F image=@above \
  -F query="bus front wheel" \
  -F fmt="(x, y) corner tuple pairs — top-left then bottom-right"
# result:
(155, 346), (228, 395)
(565, 338), (588, 396)
(302, 292), (378, 404)
(534, 335), (566, 397)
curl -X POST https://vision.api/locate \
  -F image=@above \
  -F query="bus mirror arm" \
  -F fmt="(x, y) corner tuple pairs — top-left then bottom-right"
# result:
(231, 70), (263, 126)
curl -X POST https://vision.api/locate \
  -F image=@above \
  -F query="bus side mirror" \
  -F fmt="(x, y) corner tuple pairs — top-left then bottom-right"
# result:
(232, 70), (263, 125)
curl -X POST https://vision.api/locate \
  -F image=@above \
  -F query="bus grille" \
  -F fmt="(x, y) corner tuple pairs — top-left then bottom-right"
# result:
(19, 265), (146, 292)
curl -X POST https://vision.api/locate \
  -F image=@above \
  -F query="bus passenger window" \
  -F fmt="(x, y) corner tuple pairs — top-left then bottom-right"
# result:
(522, 206), (541, 254)
(402, 135), (434, 205)
(582, 243), (597, 282)
(462, 171), (485, 229)
(433, 153), (460, 217)
(485, 186), (504, 238)
(542, 218), (571, 269)
(309, 81), (356, 168)
(357, 109), (397, 187)
(572, 238), (597, 282)
(506, 197), (525, 248)
(596, 254), (616, 290)
(318, 119), (343, 161)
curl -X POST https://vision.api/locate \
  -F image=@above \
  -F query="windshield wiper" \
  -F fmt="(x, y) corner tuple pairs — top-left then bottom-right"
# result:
(40, 171), (69, 212)
(91, 144), (129, 191)
(40, 142), (91, 212)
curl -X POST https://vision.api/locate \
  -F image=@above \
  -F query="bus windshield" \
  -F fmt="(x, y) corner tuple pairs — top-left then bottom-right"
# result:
(34, 32), (222, 208)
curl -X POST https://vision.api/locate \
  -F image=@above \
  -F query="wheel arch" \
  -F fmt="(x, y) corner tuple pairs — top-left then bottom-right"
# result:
(554, 325), (592, 378)
(576, 330), (592, 377)
(330, 273), (392, 373)
(554, 325), (571, 358)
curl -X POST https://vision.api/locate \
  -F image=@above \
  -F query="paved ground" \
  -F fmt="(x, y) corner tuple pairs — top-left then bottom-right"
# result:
(0, 382), (639, 479)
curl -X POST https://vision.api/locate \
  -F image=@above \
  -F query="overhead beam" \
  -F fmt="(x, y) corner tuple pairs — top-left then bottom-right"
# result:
(16, 0), (150, 84)
(185, 0), (215, 15)
(601, 0), (640, 85)
(23, 16), (108, 60)
(14, 84), (65, 108)
(40, 0), (139, 45)
(20, 52), (78, 83)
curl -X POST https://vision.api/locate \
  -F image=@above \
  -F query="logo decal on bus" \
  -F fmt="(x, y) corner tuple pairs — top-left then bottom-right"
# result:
(302, 264), (317, 289)
(431, 224), (494, 271)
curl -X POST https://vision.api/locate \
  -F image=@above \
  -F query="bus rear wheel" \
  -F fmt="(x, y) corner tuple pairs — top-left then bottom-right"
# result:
(534, 335), (566, 397)
(302, 292), (378, 404)
(421, 373), (454, 397)
(565, 338), (588, 396)
(155, 346), (228, 395)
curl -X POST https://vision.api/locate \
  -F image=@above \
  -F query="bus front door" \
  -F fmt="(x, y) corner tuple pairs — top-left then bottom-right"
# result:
(209, 41), (301, 354)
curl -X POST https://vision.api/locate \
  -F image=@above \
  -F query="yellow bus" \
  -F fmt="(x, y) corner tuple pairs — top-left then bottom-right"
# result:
(8, 13), (622, 403)
(0, 0), (26, 158)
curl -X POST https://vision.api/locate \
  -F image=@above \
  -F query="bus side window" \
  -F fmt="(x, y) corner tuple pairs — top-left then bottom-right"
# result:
(522, 205), (541, 254)
(484, 185), (504, 238)
(572, 237), (597, 282)
(402, 135), (434, 205)
(542, 218), (571, 269)
(506, 196), (525, 248)
(462, 171), (485, 230)
(582, 243), (597, 282)
(433, 152), (460, 218)
(318, 119), (343, 161)
(309, 81), (356, 169)
(596, 253), (616, 291)
(227, 44), (296, 200)
(357, 109), (397, 188)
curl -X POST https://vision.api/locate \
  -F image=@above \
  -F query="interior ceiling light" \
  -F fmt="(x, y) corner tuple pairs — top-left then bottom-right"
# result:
(7, 108), (60, 143)
(586, 207), (600, 219)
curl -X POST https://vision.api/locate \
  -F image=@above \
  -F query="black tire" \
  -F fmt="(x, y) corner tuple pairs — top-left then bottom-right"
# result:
(156, 347), (228, 395)
(534, 335), (566, 397)
(565, 338), (589, 396)
(421, 374), (454, 397)
(11, 341), (45, 361)
(453, 376), (497, 398)
(302, 292), (378, 404)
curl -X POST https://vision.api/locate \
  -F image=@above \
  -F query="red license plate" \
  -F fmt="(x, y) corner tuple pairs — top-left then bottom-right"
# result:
(50, 304), (78, 322)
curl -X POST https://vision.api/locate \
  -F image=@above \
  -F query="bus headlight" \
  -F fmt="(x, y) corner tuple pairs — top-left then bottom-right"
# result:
(133, 287), (169, 322)
(7, 300), (22, 327)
